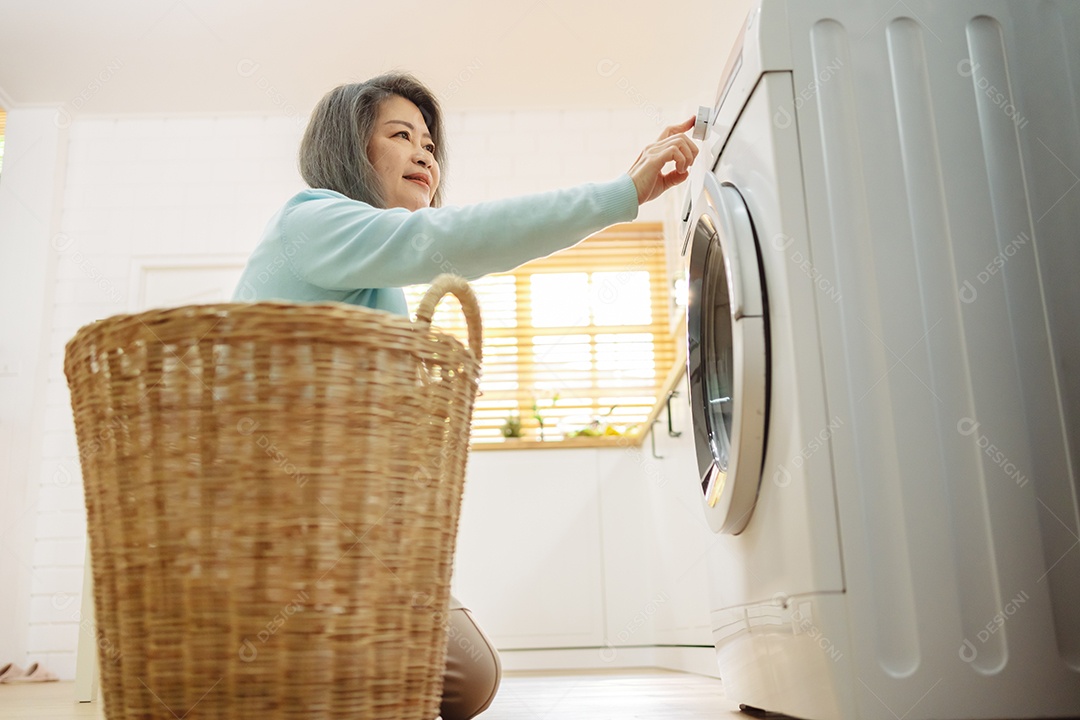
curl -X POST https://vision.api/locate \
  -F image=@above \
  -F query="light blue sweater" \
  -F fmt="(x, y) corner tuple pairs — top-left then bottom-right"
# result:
(233, 174), (640, 316)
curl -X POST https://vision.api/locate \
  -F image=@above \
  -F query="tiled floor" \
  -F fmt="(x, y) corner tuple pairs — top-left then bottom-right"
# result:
(0, 669), (743, 719)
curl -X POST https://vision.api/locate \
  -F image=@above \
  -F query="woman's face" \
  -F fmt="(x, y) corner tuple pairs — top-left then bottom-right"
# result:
(366, 94), (440, 211)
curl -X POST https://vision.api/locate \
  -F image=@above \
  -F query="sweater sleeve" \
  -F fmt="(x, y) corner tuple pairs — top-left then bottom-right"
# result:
(281, 174), (640, 290)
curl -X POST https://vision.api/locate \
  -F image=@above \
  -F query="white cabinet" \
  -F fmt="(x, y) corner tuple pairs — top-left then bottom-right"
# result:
(451, 404), (714, 660)
(451, 449), (607, 649)
(638, 380), (715, 647)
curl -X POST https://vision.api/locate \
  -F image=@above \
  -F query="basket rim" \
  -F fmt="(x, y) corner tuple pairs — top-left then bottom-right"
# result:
(63, 301), (477, 371)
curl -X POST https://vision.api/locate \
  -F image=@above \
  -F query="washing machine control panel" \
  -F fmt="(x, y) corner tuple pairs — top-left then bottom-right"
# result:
(693, 105), (711, 141)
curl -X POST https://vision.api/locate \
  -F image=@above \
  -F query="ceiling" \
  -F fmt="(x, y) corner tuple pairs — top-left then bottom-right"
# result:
(0, 0), (753, 119)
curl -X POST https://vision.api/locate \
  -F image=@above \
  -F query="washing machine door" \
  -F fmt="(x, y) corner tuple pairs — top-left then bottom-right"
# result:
(685, 173), (767, 535)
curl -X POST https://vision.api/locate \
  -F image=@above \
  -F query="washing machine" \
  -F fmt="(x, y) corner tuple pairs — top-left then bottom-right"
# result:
(680, 1), (1080, 718)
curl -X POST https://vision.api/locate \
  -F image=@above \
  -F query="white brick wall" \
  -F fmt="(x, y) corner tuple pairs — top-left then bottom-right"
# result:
(28, 104), (688, 677)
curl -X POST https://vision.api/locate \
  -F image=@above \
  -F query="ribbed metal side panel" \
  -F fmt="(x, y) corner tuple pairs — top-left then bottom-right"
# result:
(978, 4), (1080, 673)
(885, 14), (1008, 677)
(789, 0), (1080, 716)
(808, 18), (923, 680)
(962, 8), (1080, 671)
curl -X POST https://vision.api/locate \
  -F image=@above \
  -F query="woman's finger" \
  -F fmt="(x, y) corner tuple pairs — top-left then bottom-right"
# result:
(628, 119), (700, 203)
(674, 143), (694, 173)
(650, 134), (697, 164)
(664, 137), (697, 172)
(647, 139), (695, 175)
(661, 168), (687, 191)
(655, 132), (695, 151)
(665, 133), (700, 159)
(657, 115), (696, 141)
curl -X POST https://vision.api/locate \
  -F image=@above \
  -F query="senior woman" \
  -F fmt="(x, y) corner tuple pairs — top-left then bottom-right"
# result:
(234, 72), (698, 719)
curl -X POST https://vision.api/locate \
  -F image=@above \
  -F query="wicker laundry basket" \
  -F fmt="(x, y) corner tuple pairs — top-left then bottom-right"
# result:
(63, 274), (482, 720)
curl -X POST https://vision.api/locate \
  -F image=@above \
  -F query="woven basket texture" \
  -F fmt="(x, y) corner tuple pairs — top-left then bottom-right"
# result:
(63, 274), (482, 719)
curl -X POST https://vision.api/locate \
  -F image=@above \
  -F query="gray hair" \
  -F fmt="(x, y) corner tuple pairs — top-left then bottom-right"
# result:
(298, 72), (447, 208)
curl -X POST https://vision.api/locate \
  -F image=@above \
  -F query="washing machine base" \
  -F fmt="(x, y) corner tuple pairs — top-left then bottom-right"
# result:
(712, 592), (1080, 720)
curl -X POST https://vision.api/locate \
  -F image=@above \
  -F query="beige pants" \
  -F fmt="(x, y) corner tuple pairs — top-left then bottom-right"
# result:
(441, 596), (502, 720)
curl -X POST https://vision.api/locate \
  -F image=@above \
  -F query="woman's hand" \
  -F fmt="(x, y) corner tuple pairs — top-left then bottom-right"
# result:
(627, 116), (700, 205)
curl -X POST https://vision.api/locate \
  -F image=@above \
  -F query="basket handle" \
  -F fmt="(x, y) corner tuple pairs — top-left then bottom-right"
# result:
(414, 274), (483, 363)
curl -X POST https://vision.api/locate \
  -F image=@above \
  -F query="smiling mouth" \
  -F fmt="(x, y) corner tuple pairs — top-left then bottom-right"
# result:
(405, 177), (429, 190)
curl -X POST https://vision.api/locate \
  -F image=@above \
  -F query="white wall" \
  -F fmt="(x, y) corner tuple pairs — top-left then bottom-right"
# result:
(2, 104), (712, 679)
(0, 107), (68, 672)
(22, 114), (307, 679)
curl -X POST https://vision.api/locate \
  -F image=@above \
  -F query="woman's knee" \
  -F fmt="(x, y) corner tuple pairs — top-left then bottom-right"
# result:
(440, 607), (502, 720)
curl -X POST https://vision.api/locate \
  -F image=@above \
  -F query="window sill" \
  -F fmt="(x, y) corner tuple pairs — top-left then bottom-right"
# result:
(471, 435), (641, 451)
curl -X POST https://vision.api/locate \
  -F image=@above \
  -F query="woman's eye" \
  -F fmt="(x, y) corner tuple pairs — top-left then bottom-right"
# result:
(425, 144), (436, 153)
(396, 130), (410, 140)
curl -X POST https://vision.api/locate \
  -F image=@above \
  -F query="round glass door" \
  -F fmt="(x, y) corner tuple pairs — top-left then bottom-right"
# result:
(686, 176), (767, 535)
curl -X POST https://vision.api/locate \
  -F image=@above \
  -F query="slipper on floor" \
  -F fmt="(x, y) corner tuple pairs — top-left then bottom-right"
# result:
(0, 663), (26, 683)
(5, 662), (58, 683)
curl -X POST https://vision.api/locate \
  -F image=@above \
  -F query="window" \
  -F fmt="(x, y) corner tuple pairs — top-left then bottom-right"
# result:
(403, 222), (678, 446)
